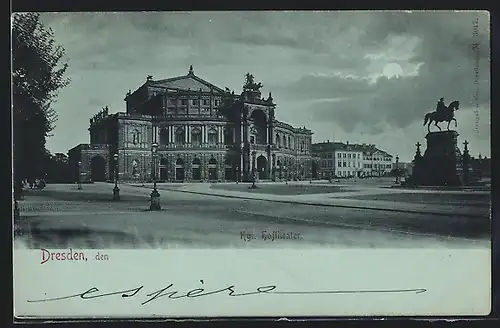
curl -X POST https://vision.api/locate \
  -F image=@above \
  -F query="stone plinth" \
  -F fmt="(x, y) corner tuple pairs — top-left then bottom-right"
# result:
(412, 130), (463, 186)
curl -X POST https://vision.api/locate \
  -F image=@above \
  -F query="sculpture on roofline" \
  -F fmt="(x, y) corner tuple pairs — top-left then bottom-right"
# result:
(243, 73), (263, 91)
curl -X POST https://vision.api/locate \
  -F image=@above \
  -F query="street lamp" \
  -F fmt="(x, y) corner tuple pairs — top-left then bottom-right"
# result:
(150, 142), (161, 210)
(113, 153), (120, 200)
(395, 155), (400, 184)
(283, 165), (288, 185)
(77, 161), (82, 190)
(236, 166), (239, 184)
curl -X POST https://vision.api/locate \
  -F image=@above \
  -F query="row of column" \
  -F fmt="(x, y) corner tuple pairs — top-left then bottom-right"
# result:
(162, 125), (231, 144)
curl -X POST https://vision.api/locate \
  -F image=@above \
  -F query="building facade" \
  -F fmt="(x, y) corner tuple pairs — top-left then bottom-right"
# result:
(361, 145), (393, 177)
(68, 66), (313, 183)
(311, 141), (393, 178)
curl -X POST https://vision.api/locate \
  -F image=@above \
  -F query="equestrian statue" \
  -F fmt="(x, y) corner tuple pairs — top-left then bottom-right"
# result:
(423, 98), (460, 133)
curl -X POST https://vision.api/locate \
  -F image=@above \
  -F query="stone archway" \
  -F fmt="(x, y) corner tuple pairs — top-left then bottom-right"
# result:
(250, 110), (268, 144)
(160, 157), (168, 181)
(175, 157), (185, 181)
(90, 155), (106, 182)
(224, 158), (234, 181)
(256, 155), (268, 180)
(208, 157), (218, 181)
(192, 157), (201, 181)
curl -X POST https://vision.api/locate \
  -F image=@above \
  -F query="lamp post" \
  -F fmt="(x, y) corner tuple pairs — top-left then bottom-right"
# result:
(112, 153), (120, 200)
(284, 165), (288, 185)
(142, 168), (146, 187)
(236, 166), (239, 184)
(150, 142), (161, 210)
(395, 155), (400, 184)
(77, 161), (82, 190)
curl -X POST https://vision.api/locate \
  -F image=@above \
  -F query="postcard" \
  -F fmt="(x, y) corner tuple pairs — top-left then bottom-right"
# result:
(12, 10), (491, 318)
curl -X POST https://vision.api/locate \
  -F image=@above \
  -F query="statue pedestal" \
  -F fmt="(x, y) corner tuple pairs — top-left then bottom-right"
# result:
(413, 131), (463, 186)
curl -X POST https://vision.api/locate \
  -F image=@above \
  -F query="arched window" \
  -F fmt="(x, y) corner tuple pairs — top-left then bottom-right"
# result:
(175, 127), (185, 145)
(224, 128), (233, 145)
(282, 135), (287, 148)
(160, 128), (169, 145)
(276, 133), (280, 147)
(208, 128), (218, 145)
(288, 136), (291, 149)
(191, 127), (202, 146)
(132, 129), (140, 145)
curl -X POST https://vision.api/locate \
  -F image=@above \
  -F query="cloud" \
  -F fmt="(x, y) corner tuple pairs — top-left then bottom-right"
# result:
(274, 11), (490, 132)
(33, 11), (490, 162)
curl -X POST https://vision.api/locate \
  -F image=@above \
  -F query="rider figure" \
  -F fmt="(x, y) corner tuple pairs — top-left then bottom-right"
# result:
(436, 97), (446, 116)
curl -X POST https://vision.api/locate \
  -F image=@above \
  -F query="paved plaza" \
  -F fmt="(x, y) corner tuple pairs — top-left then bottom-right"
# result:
(13, 181), (491, 249)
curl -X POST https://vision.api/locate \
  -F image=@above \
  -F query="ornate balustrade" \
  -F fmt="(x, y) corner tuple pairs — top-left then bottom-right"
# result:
(157, 143), (232, 151)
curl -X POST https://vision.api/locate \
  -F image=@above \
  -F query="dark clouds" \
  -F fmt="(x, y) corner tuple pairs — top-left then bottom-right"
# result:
(274, 11), (490, 132)
(35, 11), (490, 160)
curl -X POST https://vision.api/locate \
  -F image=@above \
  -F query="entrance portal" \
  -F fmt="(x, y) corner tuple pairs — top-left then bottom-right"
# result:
(175, 158), (185, 181)
(90, 155), (106, 182)
(208, 157), (218, 181)
(224, 158), (233, 181)
(160, 157), (168, 181)
(256, 155), (268, 180)
(192, 158), (201, 181)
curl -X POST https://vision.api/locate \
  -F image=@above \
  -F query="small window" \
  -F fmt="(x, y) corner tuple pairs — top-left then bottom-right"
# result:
(250, 136), (255, 144)
(192, 99), (199, 106)
(214, 100), (219, 106)
(203, 99), (209, 106)
(180, 99), (187, 106)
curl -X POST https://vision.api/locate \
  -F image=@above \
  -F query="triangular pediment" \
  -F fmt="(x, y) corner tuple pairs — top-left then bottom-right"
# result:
(149, 75), (225, 93)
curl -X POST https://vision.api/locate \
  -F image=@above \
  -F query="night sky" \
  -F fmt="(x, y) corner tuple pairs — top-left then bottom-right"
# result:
(36, 11), (490, 162)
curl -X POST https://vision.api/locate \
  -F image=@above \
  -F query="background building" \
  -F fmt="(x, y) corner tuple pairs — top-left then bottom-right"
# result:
(469, 154), (491, 180)
(361, 144), (393, 177)
(68, 66), (313, 183)
(312, 141), (393, 178)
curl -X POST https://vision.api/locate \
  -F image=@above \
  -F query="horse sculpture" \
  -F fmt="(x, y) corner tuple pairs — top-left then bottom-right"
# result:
(423, 100), (460, 133)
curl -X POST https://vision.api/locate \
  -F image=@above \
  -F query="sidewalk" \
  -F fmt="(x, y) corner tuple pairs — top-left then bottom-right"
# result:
(149, 183), (490, 219)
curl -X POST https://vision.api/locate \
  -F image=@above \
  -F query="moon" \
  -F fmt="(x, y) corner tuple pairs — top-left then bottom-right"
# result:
(382, 62), (404, 78)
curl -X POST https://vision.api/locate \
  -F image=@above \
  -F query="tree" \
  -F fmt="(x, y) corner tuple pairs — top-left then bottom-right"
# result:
(43, 152), (72, 183)
(12, 13), (70, 199)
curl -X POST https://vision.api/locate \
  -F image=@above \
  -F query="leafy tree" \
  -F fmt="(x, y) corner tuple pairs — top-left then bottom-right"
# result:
(44, 152), (72, 183)
(12, 12), (70, 199)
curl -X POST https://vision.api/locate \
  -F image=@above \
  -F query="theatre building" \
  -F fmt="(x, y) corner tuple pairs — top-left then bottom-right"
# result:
(68, 66), (313, 183)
